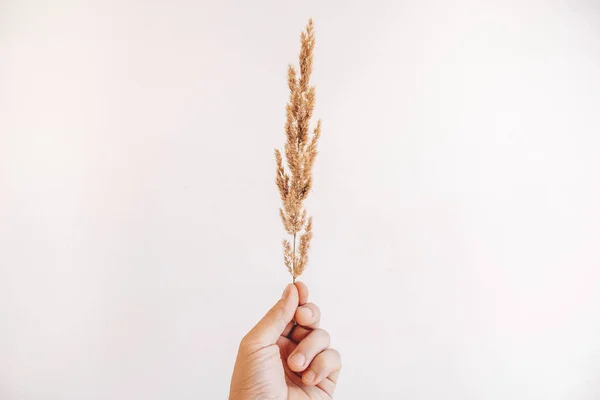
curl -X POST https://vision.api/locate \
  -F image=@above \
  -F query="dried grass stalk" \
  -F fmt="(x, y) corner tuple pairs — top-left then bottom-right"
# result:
(275, 19), (321, 283)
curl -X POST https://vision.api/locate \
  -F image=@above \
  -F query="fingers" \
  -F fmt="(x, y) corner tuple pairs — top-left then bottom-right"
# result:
(328, 369), (341, 384)
(282, 281), (314, 338)
(295, 302), (320, 329)
(289, 325), (311, 343)
(302, 348), (342, 387)
(288, 302), (321, 343)
(295, 281), (309, 305)
(287, 282), (342, 393)
(243, 284), (299, 350)
(287, 328), (330, 373)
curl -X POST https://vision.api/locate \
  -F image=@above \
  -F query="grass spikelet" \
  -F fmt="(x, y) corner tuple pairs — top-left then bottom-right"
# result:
(274, 19), (321, 283)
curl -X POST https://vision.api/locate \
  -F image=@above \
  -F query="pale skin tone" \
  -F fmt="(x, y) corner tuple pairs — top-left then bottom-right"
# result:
(230, 282), (342, 399)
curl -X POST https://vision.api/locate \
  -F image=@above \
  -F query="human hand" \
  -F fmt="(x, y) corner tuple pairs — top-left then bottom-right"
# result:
(229, 282), (341, 399)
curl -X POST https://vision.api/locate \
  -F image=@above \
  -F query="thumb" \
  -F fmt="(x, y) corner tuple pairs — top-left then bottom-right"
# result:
(243, 284), (299, 349)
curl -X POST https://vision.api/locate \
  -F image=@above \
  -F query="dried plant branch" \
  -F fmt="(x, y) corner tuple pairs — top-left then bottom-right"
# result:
(275, 19), (321, 283)
(282, 239), (294, 276)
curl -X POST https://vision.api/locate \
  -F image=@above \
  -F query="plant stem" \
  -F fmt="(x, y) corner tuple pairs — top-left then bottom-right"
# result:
(292, 232), (297, 284)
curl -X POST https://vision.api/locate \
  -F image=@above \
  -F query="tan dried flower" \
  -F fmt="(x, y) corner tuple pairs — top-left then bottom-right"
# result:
(275, 19), (321, 283)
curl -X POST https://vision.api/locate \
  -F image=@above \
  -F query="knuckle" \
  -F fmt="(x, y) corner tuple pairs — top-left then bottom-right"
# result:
(314, 328), (330, 345)
(239, 333), (254, 351)
(329, 348), (342, 365)
(328, 348), (340, 359)
(240, 332), (251, 345)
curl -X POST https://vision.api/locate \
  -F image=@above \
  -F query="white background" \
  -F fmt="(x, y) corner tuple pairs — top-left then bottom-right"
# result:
(1, 1), (600, 399)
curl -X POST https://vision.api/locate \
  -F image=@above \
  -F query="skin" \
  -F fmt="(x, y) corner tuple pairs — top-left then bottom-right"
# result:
(230, 282), (342, 399)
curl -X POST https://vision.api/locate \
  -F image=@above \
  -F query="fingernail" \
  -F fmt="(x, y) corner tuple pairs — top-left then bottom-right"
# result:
(303, 370), (316, 383)
(281, 284), (291, 299)
(289, 352), (305, 367)
(298, 306), (312, 319)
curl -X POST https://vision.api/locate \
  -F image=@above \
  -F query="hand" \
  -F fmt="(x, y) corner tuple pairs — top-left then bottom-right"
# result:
(229, 282), (341, 399)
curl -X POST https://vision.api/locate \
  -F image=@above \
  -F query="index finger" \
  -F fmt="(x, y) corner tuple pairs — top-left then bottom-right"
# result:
(295, 281), (309, 305)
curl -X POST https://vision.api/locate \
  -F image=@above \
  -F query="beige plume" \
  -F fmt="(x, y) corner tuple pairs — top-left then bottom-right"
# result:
(275, 19), (321, 283)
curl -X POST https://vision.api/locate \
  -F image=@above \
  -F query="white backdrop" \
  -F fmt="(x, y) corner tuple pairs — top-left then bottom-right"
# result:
(1, 1), (600, 399)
